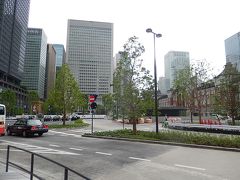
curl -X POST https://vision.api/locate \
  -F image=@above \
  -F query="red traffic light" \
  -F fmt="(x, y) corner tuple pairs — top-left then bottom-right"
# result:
(90, 102), (97, 109)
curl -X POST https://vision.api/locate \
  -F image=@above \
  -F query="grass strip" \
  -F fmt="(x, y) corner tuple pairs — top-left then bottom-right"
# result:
(48, 119), (89, 129)
(91, 129), (240, 149)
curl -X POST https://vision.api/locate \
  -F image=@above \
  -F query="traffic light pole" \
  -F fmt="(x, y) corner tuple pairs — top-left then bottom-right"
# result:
(91, 109), (94, 134)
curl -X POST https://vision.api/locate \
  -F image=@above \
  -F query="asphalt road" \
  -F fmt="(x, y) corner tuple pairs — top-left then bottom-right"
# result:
(0, 119), (240, 180)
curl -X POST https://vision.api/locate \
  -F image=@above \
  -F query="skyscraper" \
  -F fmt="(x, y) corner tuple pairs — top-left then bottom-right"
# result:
(164, 51), (190, 89)
(21, 28), (47, 100)
(225, 32), (240, 71)
(45, 44), (56, 99)
(0, 0), (30, 106)
(53, 44), (66, 74)
(66, 19), (113, 104)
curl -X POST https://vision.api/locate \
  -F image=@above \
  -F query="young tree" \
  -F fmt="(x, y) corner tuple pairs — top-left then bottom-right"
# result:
(173, 59), (213, 123)
(102, 93), (114, 116)
(173, 66), (195, 122)
(192, 60), (213, 122)
(48, 64), (85, 125)
(0, 89), (16, 116)
(213, 63), (240, 125)
(113, 36), (154, 134)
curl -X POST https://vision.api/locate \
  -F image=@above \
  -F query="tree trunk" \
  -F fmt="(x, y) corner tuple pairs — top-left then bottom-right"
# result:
(63, 111), (66, 126)
(190, 111), (193, 123)
(198, 110), (202, 124)
(132, 119), (137, 134)
(232, 117), (235, 125)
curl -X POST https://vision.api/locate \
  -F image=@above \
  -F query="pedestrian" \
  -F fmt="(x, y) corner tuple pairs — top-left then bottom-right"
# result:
(163, 114), (168, 128)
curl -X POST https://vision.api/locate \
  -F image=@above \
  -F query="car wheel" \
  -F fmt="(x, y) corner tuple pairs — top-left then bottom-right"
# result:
(7, 129), (12, 136)
(38, 133), (43, 137)
(22, 131), (28, 137)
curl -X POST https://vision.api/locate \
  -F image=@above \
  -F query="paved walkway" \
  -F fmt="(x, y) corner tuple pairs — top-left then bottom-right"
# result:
(0, 161), (29, 180)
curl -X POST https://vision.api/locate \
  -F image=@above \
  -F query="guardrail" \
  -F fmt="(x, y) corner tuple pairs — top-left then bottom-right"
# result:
(6, 145), (91, 180)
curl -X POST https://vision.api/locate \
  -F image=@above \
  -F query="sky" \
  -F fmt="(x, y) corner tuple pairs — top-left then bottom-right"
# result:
(28, 0), (240, 77)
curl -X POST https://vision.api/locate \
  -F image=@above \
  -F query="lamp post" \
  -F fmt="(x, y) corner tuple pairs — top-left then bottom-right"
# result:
(146, 28), (162, 133)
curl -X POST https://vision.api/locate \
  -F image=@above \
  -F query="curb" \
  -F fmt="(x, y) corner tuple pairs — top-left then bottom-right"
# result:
(82, 134), (240, 152)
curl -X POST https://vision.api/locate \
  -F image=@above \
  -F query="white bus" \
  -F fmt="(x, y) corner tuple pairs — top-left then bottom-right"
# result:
(0, 104), (6, 136)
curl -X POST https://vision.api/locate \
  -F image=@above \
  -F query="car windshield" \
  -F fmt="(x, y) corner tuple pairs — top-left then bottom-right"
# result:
(27, 120), (42, 126)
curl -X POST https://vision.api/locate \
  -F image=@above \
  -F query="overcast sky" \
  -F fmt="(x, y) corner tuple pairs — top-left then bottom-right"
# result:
(28, 0), (240, 77)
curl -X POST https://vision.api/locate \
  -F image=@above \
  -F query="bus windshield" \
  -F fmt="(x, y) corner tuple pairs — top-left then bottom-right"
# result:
(0, 106), (5, 115)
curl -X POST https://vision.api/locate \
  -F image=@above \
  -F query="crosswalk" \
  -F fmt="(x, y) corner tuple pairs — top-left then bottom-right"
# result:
(0, 129), (92, 155)
(48, 129), (91, 137)
(0, 140), (81, 155)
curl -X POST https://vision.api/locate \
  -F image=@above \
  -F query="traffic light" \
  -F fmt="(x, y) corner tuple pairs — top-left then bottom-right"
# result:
(90, 102), (97, 109)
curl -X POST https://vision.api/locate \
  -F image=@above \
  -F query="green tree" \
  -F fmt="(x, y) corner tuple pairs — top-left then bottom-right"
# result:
(213, 63), (240, 125)
(173, 60), (213, 123)
(102, 93), (114, 115)
(0, 89), (16, 116)
(47, 64), (85, 125)
(173, 66), (195, 122)
(113, 36), (153, 133)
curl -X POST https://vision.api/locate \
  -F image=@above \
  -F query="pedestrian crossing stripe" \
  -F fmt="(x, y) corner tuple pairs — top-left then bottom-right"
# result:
(0, 140), (80, 155)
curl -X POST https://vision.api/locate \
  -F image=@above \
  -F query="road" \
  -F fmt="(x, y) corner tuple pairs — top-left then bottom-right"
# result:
(0, 119), (240, 180)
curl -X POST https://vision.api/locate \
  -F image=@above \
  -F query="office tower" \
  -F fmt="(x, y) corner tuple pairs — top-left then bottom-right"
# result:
(45, 44), (56, 99)
(21, 28), (47, 100)
(164, 51), (190, 89)
(158, 77), (170, 94)
(53, 44), (66, 75)
(66, 19), (113, 104)
(225, 32), (240, 71)
(0, 0), (30, 107)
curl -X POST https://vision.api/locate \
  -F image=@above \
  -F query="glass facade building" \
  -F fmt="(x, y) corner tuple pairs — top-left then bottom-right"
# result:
(0, 0), (30, 107)
(53, 44), (66, 74)
(225, 32), (240, 71)
(164, 51), (190, 89)
(66, 19), (113, 104)
(21, 28), (47, 99)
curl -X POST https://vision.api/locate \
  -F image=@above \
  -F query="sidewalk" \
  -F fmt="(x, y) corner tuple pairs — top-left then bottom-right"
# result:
(0, 161), (29, 180)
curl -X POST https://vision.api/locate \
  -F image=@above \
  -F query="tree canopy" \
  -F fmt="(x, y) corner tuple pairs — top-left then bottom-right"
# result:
(46, 64), (85, 125)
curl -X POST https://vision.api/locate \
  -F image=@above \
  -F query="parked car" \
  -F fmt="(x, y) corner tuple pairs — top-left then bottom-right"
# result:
(69, 113), (79, 121)
(52, 115), (61, 121)
(7, 119), (48, 137)
(43, 115), (52, 121)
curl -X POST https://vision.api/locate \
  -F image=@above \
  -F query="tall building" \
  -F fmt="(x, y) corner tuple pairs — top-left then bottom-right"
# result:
(66, 19), (113, 104)
(158, 77), (170, 94)
(21, 28), (47, 100)
(164, 51), (190, 89)
(53, 44), (66, 74)
(225, 32), (240, 71)
(45, 44), (56, 99)
(0, 0), (30, 107)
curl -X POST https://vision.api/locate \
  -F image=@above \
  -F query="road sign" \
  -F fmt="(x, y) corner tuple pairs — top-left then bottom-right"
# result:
(89, 95), (95, 103)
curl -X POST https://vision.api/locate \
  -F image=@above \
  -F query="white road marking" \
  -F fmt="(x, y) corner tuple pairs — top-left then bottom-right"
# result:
(49, 144), (60, 147)
(69, 148), (83, 151)
(0, 140), (79, 155)
(96, 152), (112, 156)
(68, 129), (85, 132)
(174, 164), (206, 171)
(129, 157), (151, 162)
(49, 130), (83, 138)
(31, 149), (58, 153)
(0, 149), (21, 152)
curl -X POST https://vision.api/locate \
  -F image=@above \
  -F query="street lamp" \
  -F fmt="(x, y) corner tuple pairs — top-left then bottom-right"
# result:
(146, 28), (162, 133)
